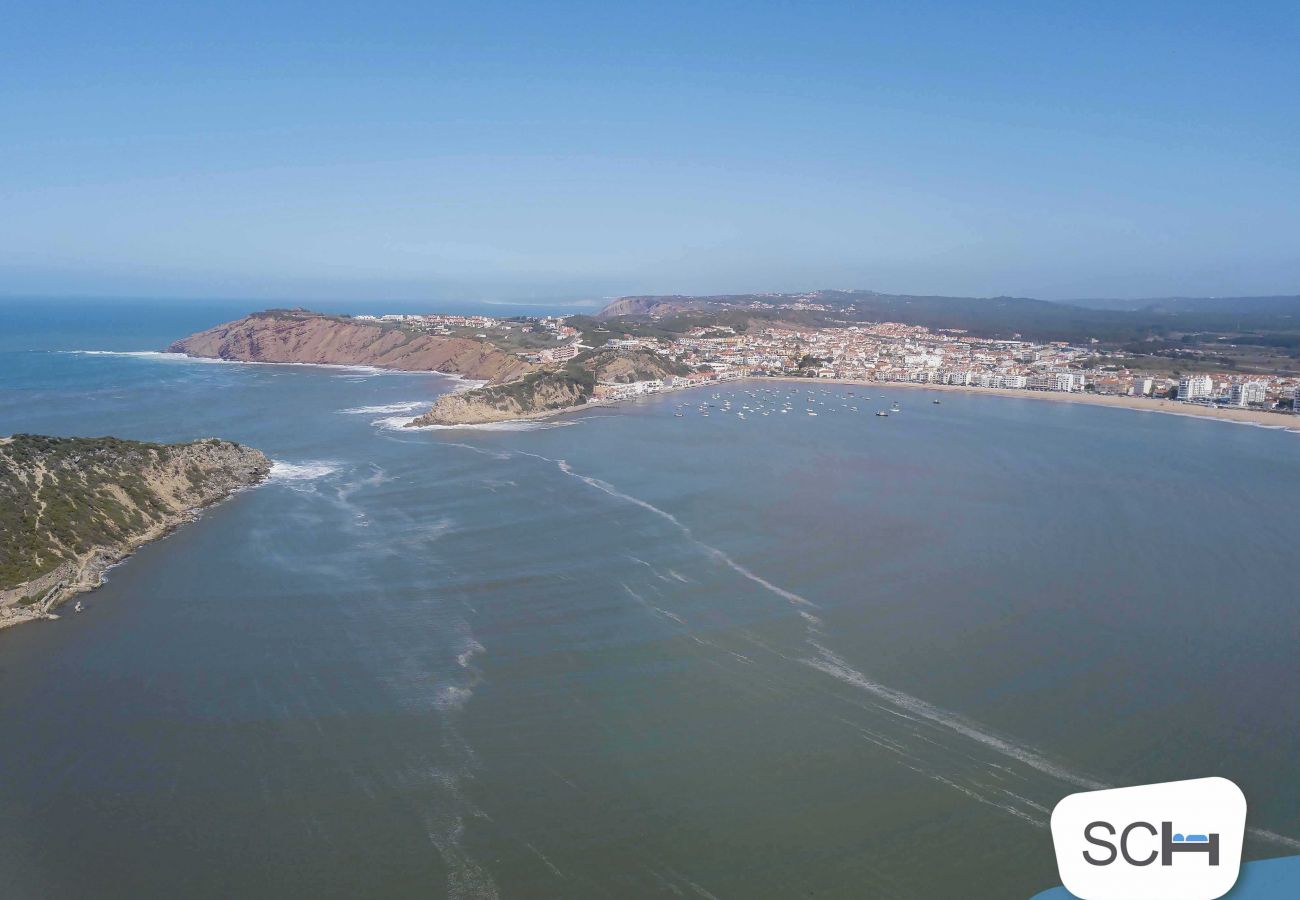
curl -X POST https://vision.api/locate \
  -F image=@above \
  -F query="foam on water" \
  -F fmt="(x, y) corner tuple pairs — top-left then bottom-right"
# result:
(1156, 409), (1300, 434)
(62, 350), (438, 377)
(486, 448), (1137, 831)
(268, 460), (341, 482)
(338, 401), (430, 415)
(63, 349), (223, 362)
(536, 454), (818, 610)
(434, 685), (476, 711)
(414, 420), (1300, 851)
(384, 417), (579, 432)
(801, 643), (1300, 850)
(803, 641), (1109, 791)
(456, 639), (486, 669)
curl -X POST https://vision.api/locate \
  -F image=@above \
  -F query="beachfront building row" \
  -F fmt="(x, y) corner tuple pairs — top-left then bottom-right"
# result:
(1230, 381), (1268, 407)
(593, 371), (738, 401)
(1177, 374), (1215, 401)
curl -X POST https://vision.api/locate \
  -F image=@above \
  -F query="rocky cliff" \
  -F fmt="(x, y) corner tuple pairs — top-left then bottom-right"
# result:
(409, 348), (689, 426)
(169, 309), (532, 383)
(595, 295), (708, 319)
(410, 370), (593, 425)
(0, 434), (271, 628)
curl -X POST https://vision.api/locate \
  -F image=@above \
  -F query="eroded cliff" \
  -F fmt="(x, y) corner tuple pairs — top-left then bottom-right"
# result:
(409, 348), (689, 426)
(169, 309), (533, 383)
(0, 434), (271, 628)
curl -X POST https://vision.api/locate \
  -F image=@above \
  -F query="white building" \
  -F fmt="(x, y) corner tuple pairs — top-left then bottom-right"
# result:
(1178, 374), (1214, 401)
(1054, 372), (1084, 393)
(1132, 377), (1154, 397)
(540, 342), (580, 364)
(1229, 381), (1267, 407)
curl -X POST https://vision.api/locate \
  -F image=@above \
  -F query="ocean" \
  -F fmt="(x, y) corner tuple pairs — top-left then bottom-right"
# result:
(2, 298), (1298, 898)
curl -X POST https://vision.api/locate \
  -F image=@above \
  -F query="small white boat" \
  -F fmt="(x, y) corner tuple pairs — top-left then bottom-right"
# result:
(74, 601), (84, 612)
(876, 411), (889, 417)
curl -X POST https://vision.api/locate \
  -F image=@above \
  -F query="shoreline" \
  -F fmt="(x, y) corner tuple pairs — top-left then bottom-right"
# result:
(761, 375), (1300, 431)
(399, 374), (1300, 432)
(68, 349), (476, 379)
(401, 379), (731, 429)
(401, 396), (622, 429)
(0, 472), (270, 633)
(162, 343), (1299, 434)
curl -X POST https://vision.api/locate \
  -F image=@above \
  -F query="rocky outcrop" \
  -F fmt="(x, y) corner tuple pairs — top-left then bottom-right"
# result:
(0, 435), (270, 628)
(595, 296), (708, 319)
(410, 371), (591, 426)
(409, 347), (689, 426)
(169, 309), (533, 383)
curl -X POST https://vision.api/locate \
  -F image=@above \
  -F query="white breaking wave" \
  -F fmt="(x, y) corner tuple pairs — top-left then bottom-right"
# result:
(61, 350), (443, 377)
(268, 460), (341, 482)
(388, 418), (579, 432)
(374, 415), (423, 430)
(447, 376), (489, 393)
(1154, 409), (1300, 434)
(338, 401), (429, 415)
(63, 349), (221, 362)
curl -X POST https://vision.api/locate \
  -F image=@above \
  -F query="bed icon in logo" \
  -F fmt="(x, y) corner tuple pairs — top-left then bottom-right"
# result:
(1050, 777), (1246, 899)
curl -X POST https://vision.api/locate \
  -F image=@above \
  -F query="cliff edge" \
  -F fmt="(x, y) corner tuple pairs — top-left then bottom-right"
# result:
(0, 434), (271, 629)
(169, 309), (533, 383)
(409, 348), (688, 426)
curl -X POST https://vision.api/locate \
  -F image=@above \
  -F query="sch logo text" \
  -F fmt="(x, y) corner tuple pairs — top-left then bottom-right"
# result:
(1050, 778), (1245, 900)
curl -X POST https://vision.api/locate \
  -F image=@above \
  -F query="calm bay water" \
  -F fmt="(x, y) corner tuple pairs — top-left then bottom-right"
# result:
(2, 300), (1298, 898)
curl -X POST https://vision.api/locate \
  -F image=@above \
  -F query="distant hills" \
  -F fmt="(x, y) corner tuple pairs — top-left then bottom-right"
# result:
(592, 290), (1300, 350)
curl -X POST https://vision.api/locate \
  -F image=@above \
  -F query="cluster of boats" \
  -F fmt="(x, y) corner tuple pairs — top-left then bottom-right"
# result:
(672, 387), (924, 419)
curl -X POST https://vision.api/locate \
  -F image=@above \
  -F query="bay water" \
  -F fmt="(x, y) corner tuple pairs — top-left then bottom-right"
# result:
(2, 299), (1298, 898)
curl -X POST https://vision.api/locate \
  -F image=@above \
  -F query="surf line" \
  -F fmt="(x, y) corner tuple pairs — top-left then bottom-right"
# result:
(434, 442), (1300, 851)
(512, 450), (818, 611)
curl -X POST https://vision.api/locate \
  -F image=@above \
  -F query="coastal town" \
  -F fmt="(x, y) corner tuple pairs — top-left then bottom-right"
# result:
(349, 311), (1300, 414)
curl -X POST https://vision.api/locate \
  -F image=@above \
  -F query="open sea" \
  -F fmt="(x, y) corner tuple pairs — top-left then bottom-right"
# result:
(2, 298), (1298, 899)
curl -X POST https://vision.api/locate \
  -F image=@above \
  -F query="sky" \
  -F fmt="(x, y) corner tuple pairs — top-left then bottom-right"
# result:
(2, 1), (1298, 305)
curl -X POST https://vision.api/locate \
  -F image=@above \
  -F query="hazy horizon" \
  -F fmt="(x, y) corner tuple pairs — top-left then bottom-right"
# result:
(4, 2), (1298, 302)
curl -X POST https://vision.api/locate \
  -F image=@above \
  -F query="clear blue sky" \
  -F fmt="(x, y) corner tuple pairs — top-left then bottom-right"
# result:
(3, 1), (1297, 304)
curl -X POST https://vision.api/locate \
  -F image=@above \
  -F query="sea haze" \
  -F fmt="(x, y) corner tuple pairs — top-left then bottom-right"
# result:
(1, 301), (1298, 899)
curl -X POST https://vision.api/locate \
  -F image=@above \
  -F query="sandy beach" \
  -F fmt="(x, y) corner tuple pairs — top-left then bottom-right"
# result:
(763, 375), (1300, 430)
(402, 373), (1300, 432)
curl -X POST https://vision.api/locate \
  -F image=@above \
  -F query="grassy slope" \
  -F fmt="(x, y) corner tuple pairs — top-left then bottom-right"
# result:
(0, 435), (252, 590)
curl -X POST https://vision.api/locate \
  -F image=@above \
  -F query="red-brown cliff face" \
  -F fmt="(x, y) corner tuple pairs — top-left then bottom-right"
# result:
(168, 310), (533, 384)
